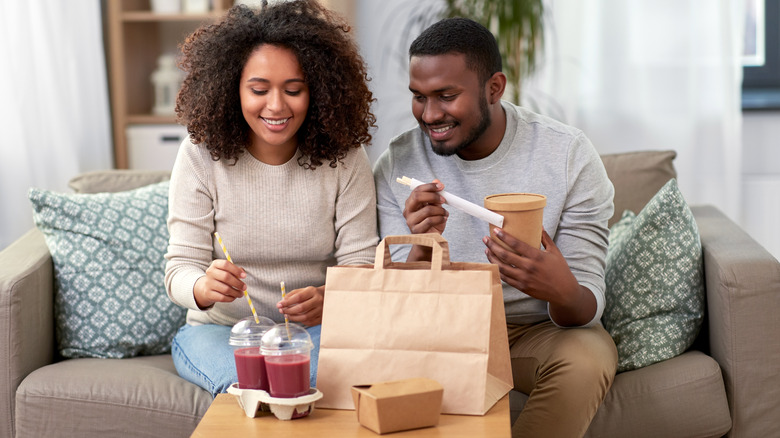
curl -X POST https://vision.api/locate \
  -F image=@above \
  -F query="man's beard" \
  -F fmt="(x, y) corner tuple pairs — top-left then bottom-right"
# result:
(430, 92), (491, 157)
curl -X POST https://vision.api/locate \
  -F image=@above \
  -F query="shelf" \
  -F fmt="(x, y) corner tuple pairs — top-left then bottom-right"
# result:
(107, 0), (233, 169)
(127, 114), (180, 124)
(121, 12), (220, 22)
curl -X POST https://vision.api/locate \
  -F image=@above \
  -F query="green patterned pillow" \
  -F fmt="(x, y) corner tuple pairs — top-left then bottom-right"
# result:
(29, 181), (186, 359)
(602, 179), (705, 372)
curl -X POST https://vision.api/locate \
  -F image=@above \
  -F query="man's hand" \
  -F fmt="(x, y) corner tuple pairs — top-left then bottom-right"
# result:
(277, 285), (325, 327)
(193, 259), (246, 309)
(483, 228), (596, 326)
(403, 179), (448, 261)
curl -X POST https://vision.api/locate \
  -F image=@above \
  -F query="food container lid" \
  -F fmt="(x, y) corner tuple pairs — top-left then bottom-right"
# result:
(484, 193), (547, 212)
(229, 316), (276, 347)
(260, 323), (313, 355)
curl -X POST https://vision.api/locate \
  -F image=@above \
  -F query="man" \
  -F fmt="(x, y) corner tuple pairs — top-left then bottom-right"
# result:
(373, 17), (618, 437)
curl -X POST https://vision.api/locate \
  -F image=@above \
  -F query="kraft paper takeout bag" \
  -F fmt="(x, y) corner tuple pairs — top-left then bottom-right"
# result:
(317, 233), (513, 415)
(351, 378), (443, 435)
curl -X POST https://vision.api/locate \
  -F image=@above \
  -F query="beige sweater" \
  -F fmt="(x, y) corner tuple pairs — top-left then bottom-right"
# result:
(164, 138), (379, 326)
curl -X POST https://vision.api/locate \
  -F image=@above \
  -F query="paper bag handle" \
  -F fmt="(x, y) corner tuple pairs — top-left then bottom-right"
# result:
(375, 233), (451, 271)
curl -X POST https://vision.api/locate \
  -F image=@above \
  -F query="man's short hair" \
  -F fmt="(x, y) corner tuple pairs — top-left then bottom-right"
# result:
(409, 17), (502, 84)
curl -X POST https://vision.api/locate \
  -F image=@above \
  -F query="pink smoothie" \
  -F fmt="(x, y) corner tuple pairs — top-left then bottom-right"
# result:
(265, 354), (310, 398)
(234, 347), (268, 391)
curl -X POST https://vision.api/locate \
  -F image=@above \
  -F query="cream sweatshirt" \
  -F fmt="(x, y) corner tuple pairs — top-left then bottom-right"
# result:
(165, 138), (379, 326)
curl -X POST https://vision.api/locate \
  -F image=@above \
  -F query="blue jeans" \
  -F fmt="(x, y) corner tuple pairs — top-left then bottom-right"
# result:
(171, 323), (321, 398)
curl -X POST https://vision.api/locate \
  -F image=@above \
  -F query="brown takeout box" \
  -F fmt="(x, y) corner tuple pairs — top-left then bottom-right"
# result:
(350, 378), (444, 435)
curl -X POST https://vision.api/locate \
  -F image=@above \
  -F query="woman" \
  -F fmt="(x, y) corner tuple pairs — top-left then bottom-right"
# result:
(164, 0), (378, 397)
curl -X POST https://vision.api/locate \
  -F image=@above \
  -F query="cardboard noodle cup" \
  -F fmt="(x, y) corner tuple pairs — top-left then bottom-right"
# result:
(484, 193), (547, 250)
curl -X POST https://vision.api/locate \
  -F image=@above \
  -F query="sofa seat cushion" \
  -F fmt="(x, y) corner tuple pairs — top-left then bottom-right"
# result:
(15, 355), (212, 438)
(510, 351), (731, 437)
(585, 351), (731, 437)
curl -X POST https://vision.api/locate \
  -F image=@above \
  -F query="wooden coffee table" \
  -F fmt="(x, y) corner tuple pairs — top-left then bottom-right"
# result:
(191, 393), (511, 437)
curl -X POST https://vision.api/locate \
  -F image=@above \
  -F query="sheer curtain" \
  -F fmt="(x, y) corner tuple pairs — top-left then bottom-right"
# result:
(525, 0), (744, 221)
(0, 1), (112, 249)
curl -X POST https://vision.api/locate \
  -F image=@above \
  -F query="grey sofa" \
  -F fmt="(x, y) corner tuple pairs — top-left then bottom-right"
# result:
(1, 151), (779, 438)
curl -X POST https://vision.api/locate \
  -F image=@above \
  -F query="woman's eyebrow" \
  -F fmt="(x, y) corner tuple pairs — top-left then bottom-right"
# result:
(246, 77), (305, 84)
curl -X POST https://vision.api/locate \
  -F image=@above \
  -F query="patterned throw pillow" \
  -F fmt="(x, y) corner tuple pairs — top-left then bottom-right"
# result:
(602, 179), (705, 372)
(29, 181), (186, 359)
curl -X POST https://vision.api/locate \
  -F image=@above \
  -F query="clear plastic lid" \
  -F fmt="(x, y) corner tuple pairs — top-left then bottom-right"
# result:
(228, 316), (275, 347)
(260, 323), (313, 355)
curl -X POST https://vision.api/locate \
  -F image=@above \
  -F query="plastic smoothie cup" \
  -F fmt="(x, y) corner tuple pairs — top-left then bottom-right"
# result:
(261, 323), (313, 400)
(484, 193), (547, 250)
(229, 316), (275, 391)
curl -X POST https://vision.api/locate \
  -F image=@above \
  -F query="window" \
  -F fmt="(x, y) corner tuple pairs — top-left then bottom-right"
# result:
(743, 0), (780, 109)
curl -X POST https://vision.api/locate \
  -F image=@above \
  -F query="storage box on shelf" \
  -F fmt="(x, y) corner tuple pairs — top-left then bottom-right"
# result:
(126, 124), (188, 171)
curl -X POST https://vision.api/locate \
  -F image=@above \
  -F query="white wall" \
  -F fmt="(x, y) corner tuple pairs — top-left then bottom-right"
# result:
(742, 112), (780, 260)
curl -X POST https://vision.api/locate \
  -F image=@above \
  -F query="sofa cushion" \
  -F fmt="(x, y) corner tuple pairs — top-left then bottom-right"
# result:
(15, 355), (211, 438)
(584, 351), (731, 437)
(600, 150), (677, 227)
(28, 181), (186, 359)
(602, 178), (705, 372)
(68, 169), (171, 194)
(510, 351), (731, 438)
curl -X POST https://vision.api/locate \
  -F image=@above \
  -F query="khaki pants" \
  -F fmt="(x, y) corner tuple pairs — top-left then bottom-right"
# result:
(507, 321), (617, 438)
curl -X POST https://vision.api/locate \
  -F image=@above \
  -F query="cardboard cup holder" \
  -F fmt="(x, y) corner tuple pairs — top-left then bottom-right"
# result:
(227, 383), (323, 420)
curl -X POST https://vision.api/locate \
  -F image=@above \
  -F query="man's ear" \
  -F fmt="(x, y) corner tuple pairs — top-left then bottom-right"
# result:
(487, 72), (507, 104)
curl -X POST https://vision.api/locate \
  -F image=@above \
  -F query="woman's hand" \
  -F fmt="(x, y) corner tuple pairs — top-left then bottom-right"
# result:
(192, 259), (247, 309)
(277, 285), (325, 327)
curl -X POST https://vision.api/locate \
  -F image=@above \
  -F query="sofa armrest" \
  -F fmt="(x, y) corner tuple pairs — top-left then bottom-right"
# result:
(691, 205), (780, 437)
(0, 228), (56, 438)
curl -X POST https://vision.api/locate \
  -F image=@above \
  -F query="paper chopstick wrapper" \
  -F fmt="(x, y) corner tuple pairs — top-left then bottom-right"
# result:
(396, 177), (504, 227)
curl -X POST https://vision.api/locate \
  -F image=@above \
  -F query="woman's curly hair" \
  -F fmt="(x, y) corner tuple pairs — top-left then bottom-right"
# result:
(176, 0), (376, 169)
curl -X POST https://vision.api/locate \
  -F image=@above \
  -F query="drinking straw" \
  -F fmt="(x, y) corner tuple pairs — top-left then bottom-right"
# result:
(214, 232), (260, 324)
(396, 176), (504, 227)
(280, 281), (293, 340)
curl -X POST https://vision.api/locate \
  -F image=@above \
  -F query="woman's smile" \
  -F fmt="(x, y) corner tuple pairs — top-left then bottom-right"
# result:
(239, 44), (310, 164)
